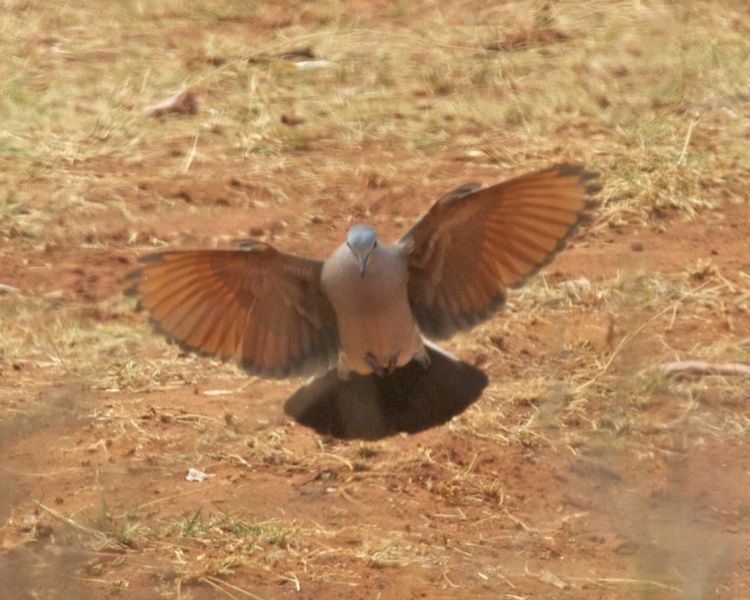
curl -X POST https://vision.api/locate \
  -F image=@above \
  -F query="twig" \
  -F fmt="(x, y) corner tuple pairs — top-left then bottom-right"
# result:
(677, 117), (699, 165)
(135, 482), (221, 511)
(660, 361), (750, 377)
(171, 413), (225, 424)
(203, 576), (266, 600)
(33, 501), (112, 544)
(504, 508), (535, 532)
(314, 452), (354, 471)
(0, 283), (19, 294)
(143, 89), (198, 117)
(338, 485), (366, 507)
(566, 576), (681, 593)
(279, 571), (301, 592)
(182, 133), (199, 174)
(200, 577), (240, 600)
(442, 571), (459, 588)
(524, 563), (567, 589)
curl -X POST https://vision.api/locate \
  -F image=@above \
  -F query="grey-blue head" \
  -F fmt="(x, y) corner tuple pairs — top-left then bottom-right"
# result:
(346, 224), (378, 276)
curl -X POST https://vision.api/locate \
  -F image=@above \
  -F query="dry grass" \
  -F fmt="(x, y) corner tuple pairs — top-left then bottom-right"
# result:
(2, 1), (749, 233)
(1, 0), (750, 598)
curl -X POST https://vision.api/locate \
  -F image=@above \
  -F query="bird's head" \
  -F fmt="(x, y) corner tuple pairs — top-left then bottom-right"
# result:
(346, 224), (378, 277)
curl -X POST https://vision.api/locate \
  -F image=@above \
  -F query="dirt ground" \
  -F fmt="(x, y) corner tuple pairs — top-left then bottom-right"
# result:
(1, 1), (749, 599)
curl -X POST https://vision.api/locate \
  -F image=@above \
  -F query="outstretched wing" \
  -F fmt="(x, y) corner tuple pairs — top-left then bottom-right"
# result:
(402, 164), (599, 340)
(131, 242), (339, 378)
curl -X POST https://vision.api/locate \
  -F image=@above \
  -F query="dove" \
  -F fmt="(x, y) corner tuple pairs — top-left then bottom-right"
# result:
(132, 164), (598, 439)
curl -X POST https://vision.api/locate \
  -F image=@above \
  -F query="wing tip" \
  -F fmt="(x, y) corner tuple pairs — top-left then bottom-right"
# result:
(124, 267), (146, 302)
(437, 182), (484, 206)
(138, 252), (169, 265)
(416, 290), (508, 341)
(555, 163), (601, 195)
(504, 217), (589, 290)
(124, 281), (139, 299)
(500, 163), (600, 290)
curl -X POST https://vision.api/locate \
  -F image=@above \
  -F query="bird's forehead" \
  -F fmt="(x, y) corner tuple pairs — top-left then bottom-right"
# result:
(347, 224), (377, 247)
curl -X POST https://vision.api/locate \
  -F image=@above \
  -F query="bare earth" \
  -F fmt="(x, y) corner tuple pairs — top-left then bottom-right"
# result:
(1, 1), (749, 599)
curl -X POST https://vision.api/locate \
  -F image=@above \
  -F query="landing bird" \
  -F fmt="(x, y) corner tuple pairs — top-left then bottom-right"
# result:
(132, 164), (598, 439)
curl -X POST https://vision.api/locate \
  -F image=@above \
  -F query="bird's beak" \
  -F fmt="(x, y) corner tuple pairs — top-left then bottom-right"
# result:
(357, 254), (367, 277)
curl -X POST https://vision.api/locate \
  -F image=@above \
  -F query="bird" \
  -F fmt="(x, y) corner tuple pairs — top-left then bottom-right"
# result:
(131, 164), (598, 439)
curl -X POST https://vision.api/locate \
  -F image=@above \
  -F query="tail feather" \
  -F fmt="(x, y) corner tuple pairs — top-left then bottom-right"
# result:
(283, 345), (488, 440)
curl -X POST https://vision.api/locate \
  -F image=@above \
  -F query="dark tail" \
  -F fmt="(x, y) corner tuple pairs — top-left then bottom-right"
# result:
(283, 345), (488, 440)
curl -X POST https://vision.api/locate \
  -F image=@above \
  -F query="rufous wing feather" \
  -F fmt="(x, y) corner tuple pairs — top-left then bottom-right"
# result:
(402, 164), (599, 339)
(131, 243), (338, 378)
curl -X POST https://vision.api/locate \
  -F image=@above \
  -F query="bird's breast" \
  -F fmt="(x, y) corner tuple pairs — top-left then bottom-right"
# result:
(322, 244), (420, 373)
(322, 244), (408, 305)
